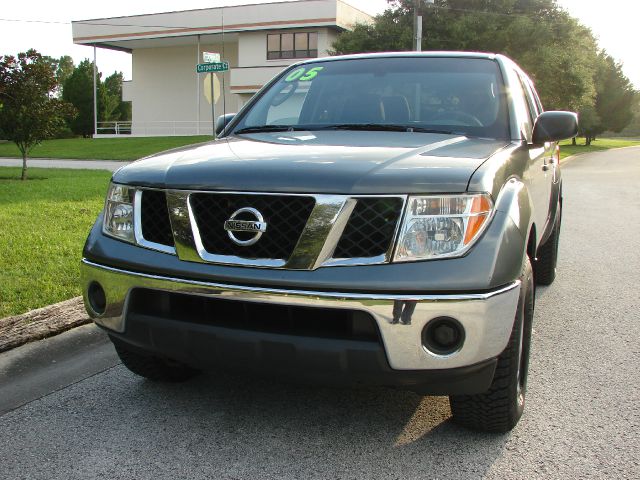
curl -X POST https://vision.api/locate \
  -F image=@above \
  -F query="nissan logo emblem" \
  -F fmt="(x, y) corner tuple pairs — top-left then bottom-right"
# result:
(223, 207), (267, 246)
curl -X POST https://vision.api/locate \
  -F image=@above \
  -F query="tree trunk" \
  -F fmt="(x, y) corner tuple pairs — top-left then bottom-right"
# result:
(572, 137), (577, 146)
(585, 136), (592, 146)
(21, 151), (28, 180)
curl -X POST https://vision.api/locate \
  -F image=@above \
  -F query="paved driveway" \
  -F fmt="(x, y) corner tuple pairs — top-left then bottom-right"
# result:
(0, 148), (638, 479)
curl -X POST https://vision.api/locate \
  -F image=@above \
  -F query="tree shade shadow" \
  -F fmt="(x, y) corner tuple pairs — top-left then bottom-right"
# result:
(115, 368), (510, 478)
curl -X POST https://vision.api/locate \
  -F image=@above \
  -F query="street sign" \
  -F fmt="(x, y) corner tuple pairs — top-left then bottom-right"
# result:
(196, 59), (228, 139)
(203, 51), (220, 63)
(196, 62), (229, 73)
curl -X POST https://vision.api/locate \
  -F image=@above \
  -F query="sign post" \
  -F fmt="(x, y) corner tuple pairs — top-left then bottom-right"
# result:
(196, 60), (229, 137)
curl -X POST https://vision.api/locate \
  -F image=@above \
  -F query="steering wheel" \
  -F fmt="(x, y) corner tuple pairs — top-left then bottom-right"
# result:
(432, 111), (483, 127)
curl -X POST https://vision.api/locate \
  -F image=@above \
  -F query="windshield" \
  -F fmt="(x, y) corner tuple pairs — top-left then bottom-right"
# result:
(232, 56), (510, 139)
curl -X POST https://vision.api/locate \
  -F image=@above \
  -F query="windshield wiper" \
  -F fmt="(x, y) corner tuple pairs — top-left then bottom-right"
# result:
(234, 124), (467, 136)
(316, 123), (410, 132)
(407, 127), (466, 135)
(234, 125), (301, 134)
(314, 124), (464, 135)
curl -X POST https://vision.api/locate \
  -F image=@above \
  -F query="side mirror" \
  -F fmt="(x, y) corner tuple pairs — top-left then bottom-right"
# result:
(215, 113), (236, 136)
(532, 111), (578, 144)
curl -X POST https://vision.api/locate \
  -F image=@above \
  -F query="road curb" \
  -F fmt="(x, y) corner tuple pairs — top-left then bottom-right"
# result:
(0, 298), (91, 353)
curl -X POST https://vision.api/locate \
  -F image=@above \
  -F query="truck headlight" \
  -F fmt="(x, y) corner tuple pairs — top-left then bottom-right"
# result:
(103, 183), (135, 243)
(394, 194), (493, 262)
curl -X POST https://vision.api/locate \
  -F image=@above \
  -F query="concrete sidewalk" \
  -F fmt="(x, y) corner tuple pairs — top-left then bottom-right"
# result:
(0, 158), (131, 171)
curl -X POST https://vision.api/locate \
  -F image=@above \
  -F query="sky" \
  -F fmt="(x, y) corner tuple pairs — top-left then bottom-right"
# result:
(0, 0), (638, 88)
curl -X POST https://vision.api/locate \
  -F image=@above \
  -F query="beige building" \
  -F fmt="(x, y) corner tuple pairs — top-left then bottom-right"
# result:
(71, 0), (372, 136)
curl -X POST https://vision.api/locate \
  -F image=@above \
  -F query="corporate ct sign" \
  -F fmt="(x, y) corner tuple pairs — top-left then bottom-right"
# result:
(196, 62), (230, 73)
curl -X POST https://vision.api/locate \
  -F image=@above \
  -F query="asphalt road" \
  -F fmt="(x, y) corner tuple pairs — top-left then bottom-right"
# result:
(1, 147), (639, 479)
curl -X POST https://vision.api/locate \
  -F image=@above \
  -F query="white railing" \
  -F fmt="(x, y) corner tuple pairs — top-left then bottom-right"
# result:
(96, 121), (132, 135)
(95, 121), (215, 137)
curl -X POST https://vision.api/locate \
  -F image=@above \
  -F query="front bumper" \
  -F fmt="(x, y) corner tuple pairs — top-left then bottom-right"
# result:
(81, 259), (520, 372)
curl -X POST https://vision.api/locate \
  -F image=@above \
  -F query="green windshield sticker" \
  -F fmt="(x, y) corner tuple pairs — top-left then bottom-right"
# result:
(285, 66), (324, 82)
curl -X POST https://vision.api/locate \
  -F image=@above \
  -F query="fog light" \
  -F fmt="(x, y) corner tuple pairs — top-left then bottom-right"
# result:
(87, 281), (106, 315)
(422, 317), (465, 355)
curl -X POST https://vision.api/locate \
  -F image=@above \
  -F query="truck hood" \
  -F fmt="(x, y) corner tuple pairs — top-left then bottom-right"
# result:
(112, 131), (509, 194)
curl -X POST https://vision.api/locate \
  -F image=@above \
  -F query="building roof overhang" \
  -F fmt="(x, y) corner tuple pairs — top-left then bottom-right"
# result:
(72, 0), (371, 50)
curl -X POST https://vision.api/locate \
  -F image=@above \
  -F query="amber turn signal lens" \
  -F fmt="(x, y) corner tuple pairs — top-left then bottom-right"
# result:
(463, 195), (492, 245)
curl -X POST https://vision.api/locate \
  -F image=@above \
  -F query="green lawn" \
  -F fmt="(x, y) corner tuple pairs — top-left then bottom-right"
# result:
(1, 135), (637, 162)
(559, 137), (640, 160)
(0, 136), (212, 161)
(0, 167), (111, 318)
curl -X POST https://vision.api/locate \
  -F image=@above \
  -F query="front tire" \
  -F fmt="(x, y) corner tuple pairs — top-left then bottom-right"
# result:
(535, 202), (561, 285)
(449, 257), (534, 433)
(110, 336), (199, 382)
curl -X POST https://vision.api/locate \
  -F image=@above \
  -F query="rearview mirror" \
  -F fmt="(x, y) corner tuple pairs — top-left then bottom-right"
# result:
(532, 111), (578, 144)
(215, 113), (236, 137)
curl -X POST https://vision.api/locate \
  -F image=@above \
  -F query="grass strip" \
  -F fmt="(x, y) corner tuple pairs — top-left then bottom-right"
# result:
(0, 136), (212, 161)
(0, 167), (111, 318)
(559, 137), (640, 160)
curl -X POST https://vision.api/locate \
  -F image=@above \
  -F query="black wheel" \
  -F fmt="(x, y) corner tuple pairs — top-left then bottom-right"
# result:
(110, 336), (199, 382)
(449, 257), (534, 433)
(535, 202), (561, 285)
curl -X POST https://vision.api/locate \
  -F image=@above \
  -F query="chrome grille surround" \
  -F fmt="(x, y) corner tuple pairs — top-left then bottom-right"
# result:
(133, 189), (176, 255)
(134, 189), (406, 270)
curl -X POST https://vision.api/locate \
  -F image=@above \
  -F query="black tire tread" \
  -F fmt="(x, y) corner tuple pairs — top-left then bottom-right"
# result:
(449, 258), (534, 433)
(535, 205), (561, 285)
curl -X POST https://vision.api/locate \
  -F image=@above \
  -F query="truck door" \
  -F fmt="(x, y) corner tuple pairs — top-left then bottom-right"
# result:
(512, 71), (553, 246)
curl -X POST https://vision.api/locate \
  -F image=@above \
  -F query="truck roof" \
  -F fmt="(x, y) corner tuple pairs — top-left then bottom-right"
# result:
(297, 51), (500, 65)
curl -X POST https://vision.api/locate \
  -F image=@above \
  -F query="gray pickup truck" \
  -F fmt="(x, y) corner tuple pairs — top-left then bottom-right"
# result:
(81, 52), (577, 432)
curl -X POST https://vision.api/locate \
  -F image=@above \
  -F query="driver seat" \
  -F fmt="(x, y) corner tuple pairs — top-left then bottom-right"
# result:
(340, 94), (384, 123)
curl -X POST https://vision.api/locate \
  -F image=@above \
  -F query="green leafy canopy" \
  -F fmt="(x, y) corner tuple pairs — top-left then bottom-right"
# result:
(0, 49), (76, 179)
(331, 0), (636, 134)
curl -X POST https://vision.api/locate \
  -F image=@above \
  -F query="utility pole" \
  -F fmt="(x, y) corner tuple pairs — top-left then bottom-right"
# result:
(414, 0), (434, 51)
(414, 1), (420, 51)
(93, 45), (97, 137)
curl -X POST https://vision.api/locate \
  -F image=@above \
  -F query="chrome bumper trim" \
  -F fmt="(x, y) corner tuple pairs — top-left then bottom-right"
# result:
(80, 259), (521, 370)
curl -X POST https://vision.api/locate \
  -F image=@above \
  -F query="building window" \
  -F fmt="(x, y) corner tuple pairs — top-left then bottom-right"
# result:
(267, 32), (318, 60)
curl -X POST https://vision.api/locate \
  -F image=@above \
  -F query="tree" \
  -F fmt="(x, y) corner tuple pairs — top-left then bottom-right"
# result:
(55, 56), (75, 94)
(331, 0), (600, 115)
(591, 53), (635, 143)
(103, 71), (131, 122)
(62, 59), (99, 137)
(42, 55), (75, 98)
(62, 61), (131, 136)
(576, 105), (601, 145)
(0, 49), (75, 180)
(617, 93), (640, 137)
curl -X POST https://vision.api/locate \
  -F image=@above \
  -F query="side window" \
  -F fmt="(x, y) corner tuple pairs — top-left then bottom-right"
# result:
(527, 79), (544, 113)
(518, 73), (540, 120)
(510, 70), (534, 141)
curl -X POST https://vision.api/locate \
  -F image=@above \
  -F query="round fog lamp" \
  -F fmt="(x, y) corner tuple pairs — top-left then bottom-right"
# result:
(87, 282), (106, 315)
(422, 317), (465, 355)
